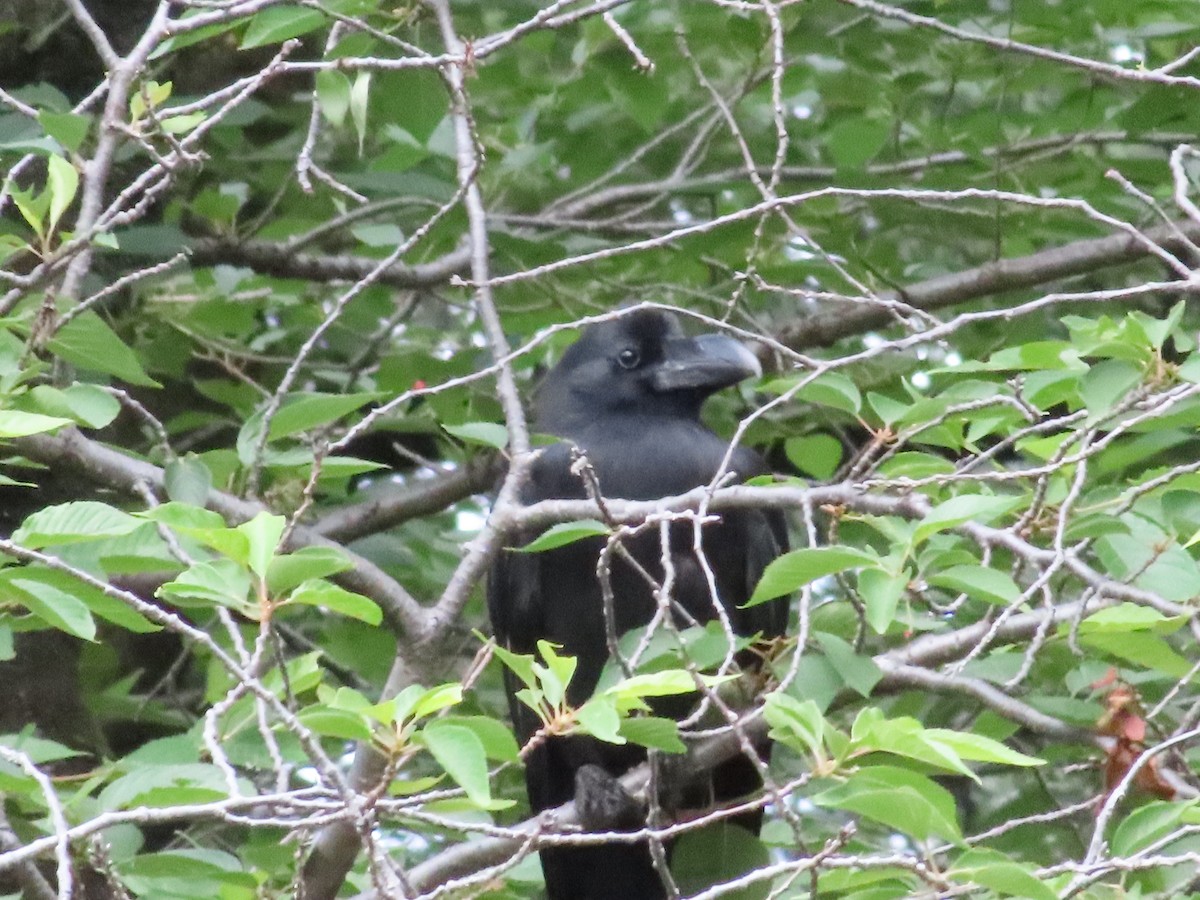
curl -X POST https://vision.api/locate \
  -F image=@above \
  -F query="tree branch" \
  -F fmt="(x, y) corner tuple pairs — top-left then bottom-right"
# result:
(13, 428), (428, 639)
(187, 237), (471, 289)
(777, 218), (1200, 350)
(314, 454), (501, 543)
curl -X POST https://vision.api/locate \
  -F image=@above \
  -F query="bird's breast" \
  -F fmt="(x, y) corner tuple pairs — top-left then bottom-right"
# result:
(540, 420), (746, 501)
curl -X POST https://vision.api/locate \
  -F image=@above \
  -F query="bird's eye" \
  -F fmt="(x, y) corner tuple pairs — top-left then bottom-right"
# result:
(616, 347), (641, 369)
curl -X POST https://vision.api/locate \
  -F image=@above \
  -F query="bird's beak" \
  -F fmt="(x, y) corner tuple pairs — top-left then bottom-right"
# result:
(650, 333), (763, 393)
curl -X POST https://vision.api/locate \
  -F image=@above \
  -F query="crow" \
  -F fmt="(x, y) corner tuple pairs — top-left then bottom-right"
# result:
(488, 308), (788, 900)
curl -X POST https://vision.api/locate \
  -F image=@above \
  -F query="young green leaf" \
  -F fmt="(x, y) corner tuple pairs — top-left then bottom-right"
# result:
(924, 729), (1044, 768)
(316, 70), (351, 127)
(4, 575), (97, 641)
(928, 565), (1021, 606)
(15, 501), (141, 548)
(949, 848), (1056, 900)
(859, 567), (907, 634)
(914, 494), (1020, 544)
(443, 421), (509, 450)
(518, 519), (609, 553)
(813, 766), (962, 843)
(297, 705), (374, 741)
(747, 546), (877, 606)
(237, 512), (285, 579)
(240, 5), (325, 48)
(46, 154), (78, 232)
(618, 716), (685, 754)
(764, 692), (826, 761)
(267, 546), (353, 595)
(419, 721), (505, 810)
(576, 696), (625, 744)
(48, 312), (160, 387)
(266, 392), (381, 440)
(815, 632), (882, 697)
(157, 559), (253, 615)
(286, 580), (381, 625)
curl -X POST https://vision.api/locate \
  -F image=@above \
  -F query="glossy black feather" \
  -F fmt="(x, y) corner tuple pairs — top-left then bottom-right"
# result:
(488, 310), (788, 900)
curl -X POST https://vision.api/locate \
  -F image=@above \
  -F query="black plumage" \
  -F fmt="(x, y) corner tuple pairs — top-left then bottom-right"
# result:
(488, 309), (788, 900)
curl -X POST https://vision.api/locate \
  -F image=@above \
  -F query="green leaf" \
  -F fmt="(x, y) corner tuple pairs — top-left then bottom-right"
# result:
(795, 372), (862, 414)
(672, 823), (771, 900)
(519, 519), (609, 552)
(0, 234), (29, 265)
(48, 312), (159, 387)
(350, 71), (371, 152)
(618, 716), (685, 753)
(15, 501), (141, 548)
(40, 111), (89, 152)
(380, 124), (428, 171)
(1080, 359), (1142, 422)
(826, 117), (890, 169)
(139, 502), (227, 533)
(0, 733), (83, 764)
(297, 705), (374, 741)
(3, 572), (96, 640)
(119, 848), (254, 895)
(0, 567), (158, 634)
(850, 709), (974, 779)
(764, 692), (826, 761)
(267, 546), (352, 594)
(438, 715), (521, 762)
(815, 632), (882, 697)
(928, 565), (1020, 605)
(98, 764), (233, 811)
(491, 642), (539, 692)
(419, 721), (507, 809)
(914, 494), (1020, 544)
(813, 766), (962, 843)
(950, 848), (1057, 900)
(351, 223), (404, 247)
(46, 154), (78, 231)
(1077, 630), (1191, 678)
(1111, 800), (1196, 856)
(11, 185), (49, 235)
(867, 391), (909, 427)
(316, 69), (351, 127)
(1078, 603), (1184, 634)
(410, 686), (464, 724)
(534, 640), (577, 710)
(286, 579), (381, 625)
(859, 566), (907, 634)
(877, 452), (956, 480)
(157, 559), (253, 614)
(164, 455), (213, 506)
(605, 669), (730, 703)
(784, 434), (842, 479)
(924, 729), (1044, 767)
(237, 512), (285, 578)
(576, 695), (624, 743)
(267, 392), (380, 440)
(54, 383), (121, 428)
(443, 421), (509, 449)
(0, 410), (73, 437)
(240, 5), (326, 48)
(748, 546), (877, 606)
(158, 111), (205, 134)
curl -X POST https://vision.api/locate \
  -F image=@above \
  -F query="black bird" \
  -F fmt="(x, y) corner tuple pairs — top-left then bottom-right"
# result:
(488, 309), (789, 900)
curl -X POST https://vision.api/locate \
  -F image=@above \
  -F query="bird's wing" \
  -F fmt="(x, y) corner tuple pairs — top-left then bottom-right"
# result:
(743, 506), (790, 639)
(727, 445), (790, 639)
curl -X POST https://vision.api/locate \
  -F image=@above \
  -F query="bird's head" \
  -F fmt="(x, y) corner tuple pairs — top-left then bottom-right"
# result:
(535, 309), (762, 429)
